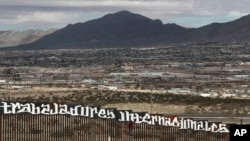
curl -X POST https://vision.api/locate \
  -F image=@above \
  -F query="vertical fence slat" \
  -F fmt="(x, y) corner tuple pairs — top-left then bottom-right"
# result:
(0, 104), (232, 141)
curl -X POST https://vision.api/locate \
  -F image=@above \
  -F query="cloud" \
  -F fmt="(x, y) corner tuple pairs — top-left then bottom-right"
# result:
(228, 11), (248, 17)
(15, 12), (66, 24)
(0, 10), (81, 27)
(0, 0), (249, 30)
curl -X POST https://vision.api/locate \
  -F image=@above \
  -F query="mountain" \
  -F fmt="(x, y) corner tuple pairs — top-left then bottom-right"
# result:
(1, 11), (250, 50)
(177, 14), (250, 43)
(1, 11), (191, 50)
(0, 29), (56, 48)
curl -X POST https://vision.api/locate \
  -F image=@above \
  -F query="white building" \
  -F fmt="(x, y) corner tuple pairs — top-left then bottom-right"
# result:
(221, 93), (236, 98)
(11, 85), (31, 90)
(83, 79), (96, 84)
(0, 80), (6, 84)
(107, 86), (118, 91)
(98, 85), (118, 91)
(168, 88), (191, 94)
(200, 93), (211, 97)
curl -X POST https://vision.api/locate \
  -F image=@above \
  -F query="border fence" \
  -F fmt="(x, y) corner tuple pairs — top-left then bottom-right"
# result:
(0, 102), (231, 141)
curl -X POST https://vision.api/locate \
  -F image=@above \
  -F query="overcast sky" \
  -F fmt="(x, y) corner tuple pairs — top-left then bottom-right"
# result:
(0, 0), (249, 31)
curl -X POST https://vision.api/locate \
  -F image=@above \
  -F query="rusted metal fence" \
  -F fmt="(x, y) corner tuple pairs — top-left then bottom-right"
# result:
(0, 102), (230, 141)
(0, 114), (230, 141)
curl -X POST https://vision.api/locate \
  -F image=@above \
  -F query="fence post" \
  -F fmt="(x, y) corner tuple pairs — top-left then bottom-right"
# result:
(0, 114), (2, 141)
(89, 118), (95, 141)
(128, 121), (134, 141)
(108, 136), (111, 141)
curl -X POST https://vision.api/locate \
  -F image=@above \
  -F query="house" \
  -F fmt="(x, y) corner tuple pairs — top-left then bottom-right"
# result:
(0, 80), (6, 84)
(106, 86), (118, 91)
(200, 93), (211, 97)
(83, 79), (96, 84)
(11, 85), (31, 90)
(98, 85), (118, 91)
(168, 88), (191, 94)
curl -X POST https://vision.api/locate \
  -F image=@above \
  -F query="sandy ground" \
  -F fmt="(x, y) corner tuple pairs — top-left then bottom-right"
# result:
(1, 87), (249, 115)
(102, 103), (200, 114)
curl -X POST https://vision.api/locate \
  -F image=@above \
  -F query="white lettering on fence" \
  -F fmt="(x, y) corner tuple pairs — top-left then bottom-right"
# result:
(0, 102), (229, 133)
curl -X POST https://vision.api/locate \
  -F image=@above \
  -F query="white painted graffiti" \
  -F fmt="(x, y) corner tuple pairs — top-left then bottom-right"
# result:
(0, 102), (229, 133)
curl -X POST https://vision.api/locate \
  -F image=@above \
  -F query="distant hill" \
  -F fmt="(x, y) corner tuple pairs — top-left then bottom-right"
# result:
(0, 29), (56, 48)
(177, 14), (250, 43)
(1, 11), (250, 50)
